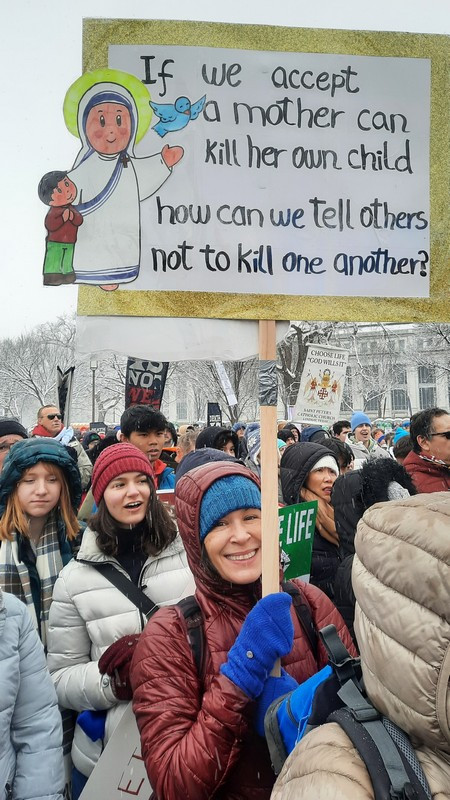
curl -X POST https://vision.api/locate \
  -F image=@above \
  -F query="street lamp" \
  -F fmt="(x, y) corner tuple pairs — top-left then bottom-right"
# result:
(90, 356), (98, 423)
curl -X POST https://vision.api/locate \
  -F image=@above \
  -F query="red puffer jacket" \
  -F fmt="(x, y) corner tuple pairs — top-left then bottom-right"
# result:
(131, 461), (356, 800)
(403, 449), (450, 493)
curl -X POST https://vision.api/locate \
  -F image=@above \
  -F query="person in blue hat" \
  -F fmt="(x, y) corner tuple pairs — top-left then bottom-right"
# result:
(348, 411), (391, 468)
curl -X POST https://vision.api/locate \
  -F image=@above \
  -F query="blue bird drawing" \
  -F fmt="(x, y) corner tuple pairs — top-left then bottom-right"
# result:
(149, 95), (207, 137)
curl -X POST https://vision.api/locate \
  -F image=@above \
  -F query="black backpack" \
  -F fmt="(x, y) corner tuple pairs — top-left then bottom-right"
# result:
(177, 580), (320, 679)
(264, 624), (432, 800)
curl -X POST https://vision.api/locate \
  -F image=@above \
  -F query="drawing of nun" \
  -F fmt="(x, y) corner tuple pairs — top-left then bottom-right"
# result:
(64, 70), (183, 289)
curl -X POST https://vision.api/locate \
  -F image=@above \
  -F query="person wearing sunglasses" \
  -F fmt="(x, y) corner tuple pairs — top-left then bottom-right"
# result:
(403, 407), (450, 493)
(31, 405), (92, 492)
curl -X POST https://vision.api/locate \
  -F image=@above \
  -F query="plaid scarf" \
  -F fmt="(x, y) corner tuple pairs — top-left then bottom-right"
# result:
(0, 509), (63, 648)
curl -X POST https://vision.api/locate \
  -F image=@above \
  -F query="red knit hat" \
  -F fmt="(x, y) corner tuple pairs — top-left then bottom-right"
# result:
(91, 443), (155, 505)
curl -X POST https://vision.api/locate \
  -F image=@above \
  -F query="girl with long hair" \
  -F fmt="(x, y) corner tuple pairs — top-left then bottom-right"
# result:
(47, 442), (194, 798)
(0, 438), (81, 645)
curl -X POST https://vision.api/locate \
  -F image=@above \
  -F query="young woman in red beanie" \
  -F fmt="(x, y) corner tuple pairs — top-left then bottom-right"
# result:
(130, 460), (355, 800)
(46, 442), (194, 799)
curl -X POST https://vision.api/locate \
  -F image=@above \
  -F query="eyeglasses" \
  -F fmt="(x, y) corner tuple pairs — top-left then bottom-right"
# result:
(430, 431), (450, 440)
(46, 413), (62, 420)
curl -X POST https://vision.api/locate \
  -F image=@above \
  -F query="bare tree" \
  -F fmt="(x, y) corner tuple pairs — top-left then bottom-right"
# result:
(174, 358), (258, 424)
(0, 316), (76, 409)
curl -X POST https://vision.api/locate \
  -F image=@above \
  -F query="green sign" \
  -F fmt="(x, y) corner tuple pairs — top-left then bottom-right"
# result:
(278, 501), (317, 581)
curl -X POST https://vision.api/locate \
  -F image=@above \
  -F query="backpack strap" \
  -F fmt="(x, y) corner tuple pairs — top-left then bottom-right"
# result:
(282, 581), (319, 663)
(332, 704), (431, 800)
(319, 624), (361, 685)
(329, 668), (430, 800)
(177, 596), (205, 679)
(320, 626), (431, 800)
(86, 561), (159, 621)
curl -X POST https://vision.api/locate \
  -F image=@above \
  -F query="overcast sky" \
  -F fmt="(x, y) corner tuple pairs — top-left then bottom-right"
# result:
(1, 0), (448, 339)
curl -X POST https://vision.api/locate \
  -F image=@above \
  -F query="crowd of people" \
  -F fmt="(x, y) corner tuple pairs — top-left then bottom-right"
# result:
(0, 402), (448, 800)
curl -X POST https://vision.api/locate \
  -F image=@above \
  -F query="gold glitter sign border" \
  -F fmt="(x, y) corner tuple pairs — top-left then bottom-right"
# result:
(78, 18), (449, 323)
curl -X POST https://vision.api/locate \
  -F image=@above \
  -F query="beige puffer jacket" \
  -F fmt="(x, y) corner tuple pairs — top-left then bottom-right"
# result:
(271, 492), (450, 799)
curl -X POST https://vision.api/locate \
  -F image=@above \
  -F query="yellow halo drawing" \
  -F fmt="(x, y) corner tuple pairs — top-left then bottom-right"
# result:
(63, 68), (153, 144)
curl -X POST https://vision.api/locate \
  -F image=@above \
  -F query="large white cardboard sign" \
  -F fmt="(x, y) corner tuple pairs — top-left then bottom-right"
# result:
(79, 704), (151, 800)
(109, 44), (430, 299)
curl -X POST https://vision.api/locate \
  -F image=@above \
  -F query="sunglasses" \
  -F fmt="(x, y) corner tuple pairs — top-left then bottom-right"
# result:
(46, 413), (62, 420)
(430, 431), (450, 439)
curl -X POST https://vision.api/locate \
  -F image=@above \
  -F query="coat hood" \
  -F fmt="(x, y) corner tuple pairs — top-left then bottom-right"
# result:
(175, 461), (261, 607)
(0, 437), (82, 513)
(353, 492), (450, 755)
(300, 425), (329, 444)
(195, 426), (238, 453)
(331, 459), (416, 559)
(280, 442), (338, 505)
(331, 470), (365, 558)
(174, 447), (237, 487)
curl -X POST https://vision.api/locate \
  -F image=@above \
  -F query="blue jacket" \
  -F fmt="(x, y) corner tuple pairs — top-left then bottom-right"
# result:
(157, 465), (176, 490)
(0, 589), (64, 800)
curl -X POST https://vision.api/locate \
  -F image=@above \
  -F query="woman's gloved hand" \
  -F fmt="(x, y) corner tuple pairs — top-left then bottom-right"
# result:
(98, 633), (140, 701)
(77, 710), (107, 742)
(220, 592), (294, 700)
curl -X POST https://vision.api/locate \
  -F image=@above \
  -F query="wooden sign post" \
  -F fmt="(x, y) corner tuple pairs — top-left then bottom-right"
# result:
(259, 320), (281, 675)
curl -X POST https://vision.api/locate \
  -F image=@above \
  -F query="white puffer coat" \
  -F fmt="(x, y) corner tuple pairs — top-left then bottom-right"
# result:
(0, 588), (64, 800)
(47, 526), (194, 776)
(271, 492), (450, 799)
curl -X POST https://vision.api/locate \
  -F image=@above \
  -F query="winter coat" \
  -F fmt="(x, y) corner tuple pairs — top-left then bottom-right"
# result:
(0, 588), (64, 800)
(403, 449), (450, 493)
(331, 459), (416, 640)
(280, 442), (340, 599)
(349, 436), (391, 469)
(174, 447), (237, 487)
(0, 437), (82, 514)
(47, 526), (194, 777)
(271, 492), (450, 799)
(130, 460), (355, 800)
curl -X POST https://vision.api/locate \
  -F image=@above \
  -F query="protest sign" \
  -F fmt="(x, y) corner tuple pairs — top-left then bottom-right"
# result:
(125, 358), (168, 409)
(79, 704), (151, 800)
(57, 366), (75, 427)
(207, 402), (222, 426)
(279, 501), (317, 582)
(214, 361), (238, 406)
(156, 488), (175, 508)
(74, 20), (448, 324)
(296, 344), (349, 426)
(89, 421), (107, 435)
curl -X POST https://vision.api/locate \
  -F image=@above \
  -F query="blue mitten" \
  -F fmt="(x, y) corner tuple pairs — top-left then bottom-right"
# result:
(77, 710), (107, 742)
(254, 669), (298, 736)
(220, 592), (294, 700)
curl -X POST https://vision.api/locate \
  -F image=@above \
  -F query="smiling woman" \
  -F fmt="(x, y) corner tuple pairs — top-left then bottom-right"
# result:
(46, 442), (194, 799)
(129, 460), (355, 800)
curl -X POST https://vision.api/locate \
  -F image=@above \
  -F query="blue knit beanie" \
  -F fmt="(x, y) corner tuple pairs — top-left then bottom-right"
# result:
(393, 428), (409, 444)
(199, 475), (261, 542)
(351, 411), (371, 431)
